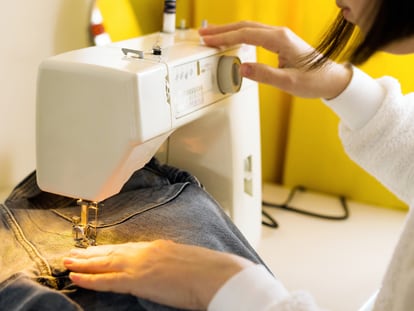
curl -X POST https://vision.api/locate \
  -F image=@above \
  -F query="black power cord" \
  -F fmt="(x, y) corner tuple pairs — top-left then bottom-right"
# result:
(262, 185), (350, 229)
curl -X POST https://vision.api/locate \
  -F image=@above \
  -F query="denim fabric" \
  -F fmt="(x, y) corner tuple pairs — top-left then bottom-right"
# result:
(0, 158), (267, 310)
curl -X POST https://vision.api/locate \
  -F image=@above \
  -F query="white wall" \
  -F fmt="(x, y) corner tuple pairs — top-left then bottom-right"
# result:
(0, 0), (94, 192)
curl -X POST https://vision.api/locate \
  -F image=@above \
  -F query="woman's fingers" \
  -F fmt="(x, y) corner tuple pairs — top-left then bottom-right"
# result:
(67, 245), (113, 258)
(199, 21), (272, 35)
(68, 242), (150, 258)
(241, 61), (352, 99)
(201, 27), (276, 51)
(64, 255), (119, 274)
(64, 242), (151, 273)
(202, 26), (312, 60)
(69, 272), (122, 292)
(63, 240), (255, 310)
(241, 62), (304, 95)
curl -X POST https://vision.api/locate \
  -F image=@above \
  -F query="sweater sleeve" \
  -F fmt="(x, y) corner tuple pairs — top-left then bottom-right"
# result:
(208, 265), (322, 311)
(323, 66), (414, 205)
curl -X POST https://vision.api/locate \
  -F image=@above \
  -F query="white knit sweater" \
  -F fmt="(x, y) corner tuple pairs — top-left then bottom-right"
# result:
(208, 67), (414, 311)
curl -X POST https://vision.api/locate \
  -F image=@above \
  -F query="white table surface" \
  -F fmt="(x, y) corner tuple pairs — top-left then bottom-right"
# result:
(257, 183), (407, 311)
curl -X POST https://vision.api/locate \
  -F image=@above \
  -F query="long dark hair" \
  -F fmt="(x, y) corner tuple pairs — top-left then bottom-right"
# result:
(307, 0), (414, 68)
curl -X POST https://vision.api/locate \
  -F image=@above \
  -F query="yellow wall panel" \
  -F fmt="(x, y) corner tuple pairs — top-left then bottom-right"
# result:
(97, 0), (142, 41)
(283, 98), (407, 209)
(176, 0), (194, 29)
(102, 0), (193, 36)
(193, 1), (256, 25)
(193, 0), (295, 182)
(129, 0), (163, 34)
(283, 0), (414, 208)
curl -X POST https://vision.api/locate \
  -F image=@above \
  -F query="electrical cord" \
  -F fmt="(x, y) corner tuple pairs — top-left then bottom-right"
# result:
(262, 185), (350, 229)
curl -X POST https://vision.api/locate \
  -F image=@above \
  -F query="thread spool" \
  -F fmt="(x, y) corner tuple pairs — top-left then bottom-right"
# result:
(163, 0), (176, 33)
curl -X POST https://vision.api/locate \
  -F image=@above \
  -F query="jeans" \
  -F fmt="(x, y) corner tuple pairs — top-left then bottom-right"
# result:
(0, 158), (267, 310)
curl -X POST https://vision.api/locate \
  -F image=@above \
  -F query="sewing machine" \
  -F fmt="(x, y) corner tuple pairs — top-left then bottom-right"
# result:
(36, 29), (262, 247)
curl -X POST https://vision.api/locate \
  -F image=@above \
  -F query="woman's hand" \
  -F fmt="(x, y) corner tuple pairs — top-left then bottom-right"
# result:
(64, 240), (254, 310)
(199, 21), (352, 100)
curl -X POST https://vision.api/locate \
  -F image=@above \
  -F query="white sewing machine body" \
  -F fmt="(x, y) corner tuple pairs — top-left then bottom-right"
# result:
(36, 29), (262, 245)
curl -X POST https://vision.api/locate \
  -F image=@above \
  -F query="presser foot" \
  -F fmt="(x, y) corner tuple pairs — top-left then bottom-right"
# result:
(72, 219), (97, 248)
(71, 200), (100, 248)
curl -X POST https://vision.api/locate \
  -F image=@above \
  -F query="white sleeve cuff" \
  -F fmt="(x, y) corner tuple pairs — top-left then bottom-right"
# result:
(208, 264), (289, 311)
(323, 66), (386, 130)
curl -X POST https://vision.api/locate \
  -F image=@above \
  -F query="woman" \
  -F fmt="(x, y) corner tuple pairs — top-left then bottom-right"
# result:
(64, 0), (414, 310)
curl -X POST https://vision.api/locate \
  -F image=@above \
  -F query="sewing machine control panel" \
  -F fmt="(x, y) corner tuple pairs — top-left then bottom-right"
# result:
(116, 29), (250, 121)
(169, 53), (242, 118)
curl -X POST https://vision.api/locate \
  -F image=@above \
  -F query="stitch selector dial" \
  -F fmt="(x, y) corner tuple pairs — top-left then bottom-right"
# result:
(217, 56), (242, 94)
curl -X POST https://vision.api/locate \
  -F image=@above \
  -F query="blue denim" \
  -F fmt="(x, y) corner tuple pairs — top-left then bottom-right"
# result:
(0, 158), (267, 310)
